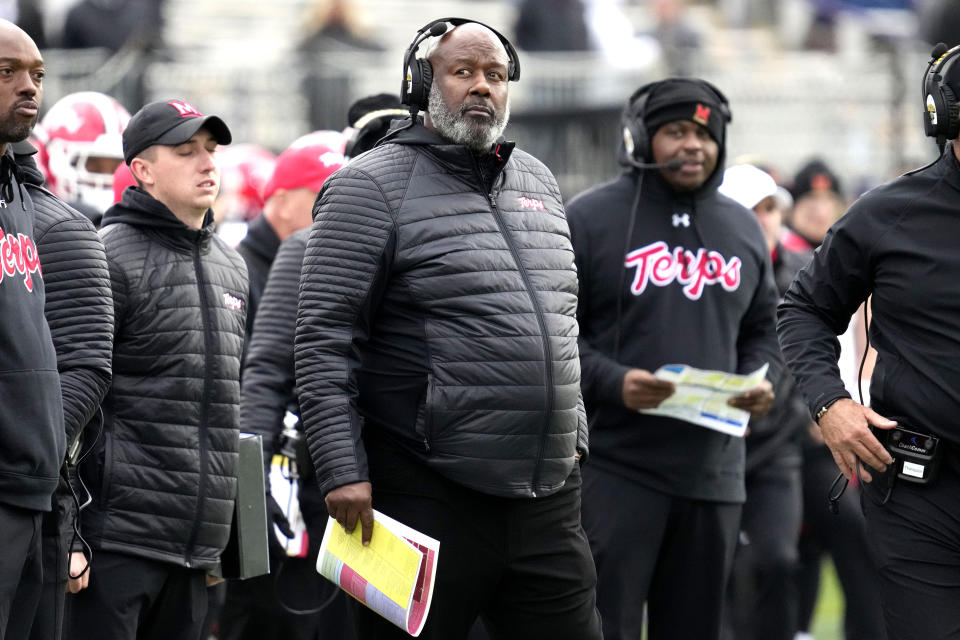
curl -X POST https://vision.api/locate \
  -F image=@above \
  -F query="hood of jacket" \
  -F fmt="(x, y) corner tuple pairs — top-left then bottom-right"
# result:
(101, 186), (216, 248)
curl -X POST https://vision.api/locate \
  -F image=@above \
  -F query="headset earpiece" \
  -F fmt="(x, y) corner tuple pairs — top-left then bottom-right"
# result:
(404, 58), (434, 113)
(943, 84), (960, 141)
(621, 88), (653, 166)
(922, 43), (960, 150)
(400, 17), (521, 115)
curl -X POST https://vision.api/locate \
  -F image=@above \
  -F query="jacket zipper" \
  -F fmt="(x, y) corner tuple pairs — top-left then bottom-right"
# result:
(183, 239), (212, 567)
(484, 180), (554, 498)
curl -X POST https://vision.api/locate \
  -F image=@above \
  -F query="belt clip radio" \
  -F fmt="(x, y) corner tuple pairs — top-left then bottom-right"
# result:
(882, 426), (942, 485)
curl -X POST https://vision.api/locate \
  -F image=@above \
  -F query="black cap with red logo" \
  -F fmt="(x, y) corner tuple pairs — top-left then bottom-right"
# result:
(643, 80), (728, 146)
(122, 99), (232, 165)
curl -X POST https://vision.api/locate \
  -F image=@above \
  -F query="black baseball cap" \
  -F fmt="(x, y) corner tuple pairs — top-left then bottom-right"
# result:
(122, 99), (232, 165)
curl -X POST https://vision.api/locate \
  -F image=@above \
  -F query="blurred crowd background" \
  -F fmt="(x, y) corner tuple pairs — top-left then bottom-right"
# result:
(8, 0), (957, 203)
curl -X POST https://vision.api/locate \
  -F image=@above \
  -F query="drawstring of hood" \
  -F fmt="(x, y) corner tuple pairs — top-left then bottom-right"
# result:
(0, 151), (27, 210)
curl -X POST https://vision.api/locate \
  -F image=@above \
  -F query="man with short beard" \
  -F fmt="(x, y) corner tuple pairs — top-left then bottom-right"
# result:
(295, 18), (602, 640)
(0, 19), (66, 640)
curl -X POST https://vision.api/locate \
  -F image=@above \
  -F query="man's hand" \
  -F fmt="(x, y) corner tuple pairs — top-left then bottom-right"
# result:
(325, 481), (374, 546)
(818, 398), (896, 482)
(727, 379), (775, 418)
(67, 551), (89, 594)
(622, 369), (676, 410)
(206, 574), (225, 587)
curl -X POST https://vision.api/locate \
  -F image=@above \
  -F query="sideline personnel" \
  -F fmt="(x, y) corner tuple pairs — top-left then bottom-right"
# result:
(778, 43), (960, 639)
(66, 99), (248, 640)
(567, 78), (781, 640)
(295, 18), (602, 640)
(0, 19), (65, 640)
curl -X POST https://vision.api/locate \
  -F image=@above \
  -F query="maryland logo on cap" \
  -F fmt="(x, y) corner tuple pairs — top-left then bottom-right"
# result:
(693, 103), (711, 126)
(167, 100), (203, 118)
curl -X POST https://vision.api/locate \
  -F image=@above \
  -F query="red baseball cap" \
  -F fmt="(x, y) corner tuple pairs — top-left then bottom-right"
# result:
(262, 142), (345, 201)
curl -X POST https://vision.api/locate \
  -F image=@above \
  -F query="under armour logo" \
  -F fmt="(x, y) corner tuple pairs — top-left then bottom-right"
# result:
(672, 213), (690, 228)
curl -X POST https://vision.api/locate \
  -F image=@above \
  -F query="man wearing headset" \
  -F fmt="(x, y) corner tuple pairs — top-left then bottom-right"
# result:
(566, 78), (781, 639)
(778, 43), (960, 639)
(295, 18), (602, 640)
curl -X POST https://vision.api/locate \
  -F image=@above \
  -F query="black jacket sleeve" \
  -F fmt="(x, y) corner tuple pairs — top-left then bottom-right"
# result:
(294, 168), (396, 496)
(33, 194), (113, 447)
(567, 201), (631, 408)
(778, 202), (878, 417)
(241, 231), (307, 464)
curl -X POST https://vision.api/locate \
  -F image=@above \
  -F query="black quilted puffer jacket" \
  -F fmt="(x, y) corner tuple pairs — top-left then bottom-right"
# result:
(80, 187), (249, 570)
(296, 123), (587, 500)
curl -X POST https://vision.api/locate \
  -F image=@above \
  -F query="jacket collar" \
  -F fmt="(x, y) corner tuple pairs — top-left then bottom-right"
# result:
(102, 187), (215, 250)
(382, 121), (515, 191)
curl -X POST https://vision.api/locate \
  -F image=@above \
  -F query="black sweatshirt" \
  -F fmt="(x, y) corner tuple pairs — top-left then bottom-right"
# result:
(779, 144), (960, 443)
(0, 149), (65, 511)
(567, 165), (782, 502)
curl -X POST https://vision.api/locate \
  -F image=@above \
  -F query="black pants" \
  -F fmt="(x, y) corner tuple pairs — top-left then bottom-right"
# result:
(581, 465), (741, 640)
(28, 488), (75, 640)
(723, 455), (802, 640)
(353, 438), (603, 640)
(796, 445), (886, 640)
(0, 503), (43, 640)
(65, 550), (207, 640)
(862, 442), (960, 640)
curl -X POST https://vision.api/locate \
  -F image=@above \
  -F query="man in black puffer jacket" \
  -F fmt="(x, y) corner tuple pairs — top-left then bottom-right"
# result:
(67, 99), (248, 640)
(295, 20), (602, 640)
(13, 141), (113, 640)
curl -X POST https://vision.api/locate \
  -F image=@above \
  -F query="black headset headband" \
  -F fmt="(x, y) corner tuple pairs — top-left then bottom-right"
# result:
(400, 17), (521, 114)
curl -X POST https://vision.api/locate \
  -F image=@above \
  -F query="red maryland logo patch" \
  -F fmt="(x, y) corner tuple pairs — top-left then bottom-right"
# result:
(693, 103), (711, 126)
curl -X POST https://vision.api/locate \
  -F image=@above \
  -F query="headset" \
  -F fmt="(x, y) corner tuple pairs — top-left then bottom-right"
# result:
(400, 17), (521, 115)
(344, 107), (410, 159)
(922, 42), (960, 152)
(619, 78), (732, 169)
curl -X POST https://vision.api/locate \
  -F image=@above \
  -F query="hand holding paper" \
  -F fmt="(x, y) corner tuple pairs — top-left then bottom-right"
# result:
(727, 378), (775, 418)
(325, 481), (374, 546)
(622, 369), (676, 410)
(639, 363), (770, 437)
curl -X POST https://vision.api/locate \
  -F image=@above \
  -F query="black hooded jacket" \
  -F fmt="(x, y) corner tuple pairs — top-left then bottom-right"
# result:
(81, 187), (248, 570)
(295, 122), (586, 499)
(0, 149), (65, 511)
(779, 144), (960, 445)
(15, 147), (113, 450)
(566, 148), (782, 502)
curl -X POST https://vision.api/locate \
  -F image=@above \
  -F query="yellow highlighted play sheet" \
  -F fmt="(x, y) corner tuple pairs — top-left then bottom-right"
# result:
(325, 519), (422, 608)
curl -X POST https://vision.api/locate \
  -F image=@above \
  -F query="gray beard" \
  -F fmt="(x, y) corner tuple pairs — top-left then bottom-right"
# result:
(427, 89), (509, 154)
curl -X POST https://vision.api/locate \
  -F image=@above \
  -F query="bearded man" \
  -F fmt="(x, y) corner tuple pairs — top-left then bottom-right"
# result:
(294, 18), (603, 640)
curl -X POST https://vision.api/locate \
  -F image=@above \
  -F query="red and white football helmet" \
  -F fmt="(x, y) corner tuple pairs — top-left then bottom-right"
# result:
(41, 91), (130, 213)
(214, 144), (277, 222)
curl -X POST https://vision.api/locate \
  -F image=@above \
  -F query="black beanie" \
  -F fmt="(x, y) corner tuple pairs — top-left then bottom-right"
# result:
(642, 79), (728, 146)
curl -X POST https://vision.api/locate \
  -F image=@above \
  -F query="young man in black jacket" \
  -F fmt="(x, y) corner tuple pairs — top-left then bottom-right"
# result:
(12, 141), (114, 640)
(295, 19), (602, 640)
(66, 99), (248, 640)
(0, 19), (66, 640)
(566, 78), (782, 640)
(778, 44), (960, 639)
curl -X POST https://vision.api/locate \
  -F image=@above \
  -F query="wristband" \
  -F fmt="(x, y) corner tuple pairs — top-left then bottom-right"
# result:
(815, 397), (842, 424)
